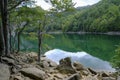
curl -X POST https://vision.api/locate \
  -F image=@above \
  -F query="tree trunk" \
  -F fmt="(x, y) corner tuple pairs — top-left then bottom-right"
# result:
(0, 23), (5, 56)
(16, 22), (29, 53)
(0, 0), (10, 56)
(38, 27), (42, 62)
(17, 33), (20, 53)
(3, 0), (10, 55)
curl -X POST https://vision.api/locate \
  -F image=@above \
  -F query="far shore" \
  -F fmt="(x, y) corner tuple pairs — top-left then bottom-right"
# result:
(47, 31), (120, 35)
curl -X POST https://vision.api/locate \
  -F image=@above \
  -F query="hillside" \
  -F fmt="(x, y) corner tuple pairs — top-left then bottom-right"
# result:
(61, 0), (120, 32)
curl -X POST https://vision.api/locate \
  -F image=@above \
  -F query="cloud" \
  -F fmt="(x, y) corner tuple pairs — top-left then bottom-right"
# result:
(36, 0), (100, 10)
(73, 0), (100, 7)
(36, 0), (52, 10)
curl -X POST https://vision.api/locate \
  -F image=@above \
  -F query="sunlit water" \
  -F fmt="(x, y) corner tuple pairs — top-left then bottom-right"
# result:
(45, 49), (115, 72)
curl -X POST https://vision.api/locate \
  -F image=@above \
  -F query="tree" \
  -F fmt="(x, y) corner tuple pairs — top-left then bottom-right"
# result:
(0, 0), (9, 56)
(0, 0), (35, 57)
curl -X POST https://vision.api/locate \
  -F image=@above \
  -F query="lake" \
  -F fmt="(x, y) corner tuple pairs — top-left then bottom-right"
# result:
(20, 33), (120, 71)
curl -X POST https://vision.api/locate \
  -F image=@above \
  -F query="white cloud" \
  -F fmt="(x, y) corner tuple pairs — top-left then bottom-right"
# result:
(36, 0), (100, 10)
(73, 0), (100, 7)
(35, 0), (52, 10)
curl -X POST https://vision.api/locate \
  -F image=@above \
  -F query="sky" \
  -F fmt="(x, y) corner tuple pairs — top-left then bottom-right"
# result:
(36, 0), (100, 10)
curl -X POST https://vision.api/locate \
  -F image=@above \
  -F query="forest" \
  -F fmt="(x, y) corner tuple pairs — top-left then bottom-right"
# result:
(49, 0), (120, 32)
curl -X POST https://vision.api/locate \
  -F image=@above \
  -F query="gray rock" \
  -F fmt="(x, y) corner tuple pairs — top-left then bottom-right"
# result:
(117, 76), (120, 80)
(63, 73), (81, 80)
(48, 60), (57, 67)
(0, 63), (10, 80)
(42, 57), (57, 67)
(102, 77), (116, 80)
(57, 57), (76, 74)
(83, 75), (98, 80)
(2, 57), (15, 65)
(13, 75), (23, 80)
(73, 62), (84, 71)
(42, 60), (50, 68)
(88, 68), (97, 75)
(20, 67), (46, 80)
(101, 72), (109, 77)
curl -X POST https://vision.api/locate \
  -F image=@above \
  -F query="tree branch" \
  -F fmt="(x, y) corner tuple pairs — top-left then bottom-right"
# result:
(18, 21), (29, 34)
(8, 0), (26, 11)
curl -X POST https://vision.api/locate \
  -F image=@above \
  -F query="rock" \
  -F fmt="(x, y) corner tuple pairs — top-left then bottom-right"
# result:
(83, 75), (98, 80)
(54, 74), (63, 79)
(73, 62), (84, 71)
(101, 72), (109, 77)
(2, 57), (15, 65)
(24, 77), (33, 80)
(82, 70), (89, 76)
(63, 73), (81, 80)
(42, 60), (50, 68)
(102, 77), (116, 80)
(0, 63), (10, 80)
(88, 68), (97, 75)
(117, 76), (120, 80)
(48, 60), (57, 67)
(14, 75), (23, 80)
(57, 57), (76, 74)
(25, 52), (38, 58)
(20, 67), (46, 80)
(41, 57), (57, 67)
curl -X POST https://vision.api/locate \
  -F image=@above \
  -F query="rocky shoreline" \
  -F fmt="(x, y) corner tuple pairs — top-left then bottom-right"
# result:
(0, 52), (119, 80)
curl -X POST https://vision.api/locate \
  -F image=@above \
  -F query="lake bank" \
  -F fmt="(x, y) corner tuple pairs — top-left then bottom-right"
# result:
(0, 52), (118, 80)
(47, 31), (120, 35)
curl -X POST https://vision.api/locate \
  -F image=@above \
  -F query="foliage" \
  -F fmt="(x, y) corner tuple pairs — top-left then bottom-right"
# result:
(111, 45), (120, 71)
(48, 0), (120, 32)
(45, 0), (75, 12)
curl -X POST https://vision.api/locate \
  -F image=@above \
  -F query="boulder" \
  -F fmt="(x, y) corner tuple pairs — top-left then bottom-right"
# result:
(63, 73), (81, 80)
(57, 57), (76, 74)
(20, 67), (46, 80)
(2, 57), (15, 65)
(0, 63), (10, 80)
(73, 62), (84, 71)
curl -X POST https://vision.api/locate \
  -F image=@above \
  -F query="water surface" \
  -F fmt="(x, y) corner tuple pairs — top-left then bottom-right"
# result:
(20, 33), (120, 70)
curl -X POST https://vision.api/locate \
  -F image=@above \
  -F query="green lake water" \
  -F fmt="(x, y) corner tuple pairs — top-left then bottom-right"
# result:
(21, 33), (120, 61)
(20, 33), (120, 71)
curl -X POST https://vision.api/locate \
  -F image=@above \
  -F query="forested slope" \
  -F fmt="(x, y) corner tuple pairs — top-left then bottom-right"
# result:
(53, 0), (120, 32)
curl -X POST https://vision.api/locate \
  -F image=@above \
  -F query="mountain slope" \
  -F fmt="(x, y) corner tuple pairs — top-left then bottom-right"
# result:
(63, 0), (120, 32)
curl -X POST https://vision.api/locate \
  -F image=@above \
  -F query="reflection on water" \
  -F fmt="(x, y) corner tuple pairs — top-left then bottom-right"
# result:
(45, 49), (115, 72)
(20, 34), (120, 62)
